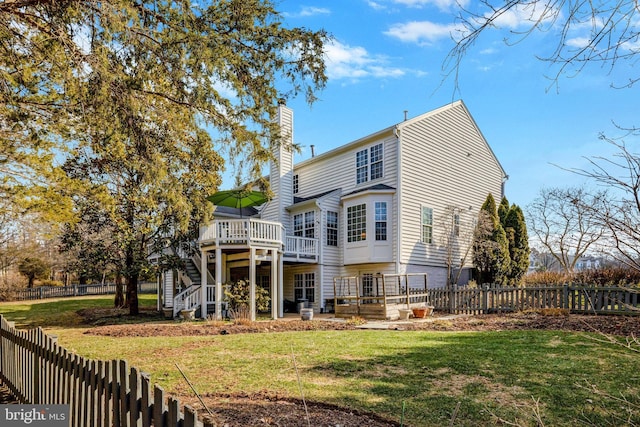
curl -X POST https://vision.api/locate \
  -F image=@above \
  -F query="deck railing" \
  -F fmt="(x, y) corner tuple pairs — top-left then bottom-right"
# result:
(199, 219), (283, 246)
(284, 236), (318, 260)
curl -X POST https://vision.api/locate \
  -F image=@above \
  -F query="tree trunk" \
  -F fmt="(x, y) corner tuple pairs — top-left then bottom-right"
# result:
(127, 273), (139, 315)
(114, 272), (125, 308)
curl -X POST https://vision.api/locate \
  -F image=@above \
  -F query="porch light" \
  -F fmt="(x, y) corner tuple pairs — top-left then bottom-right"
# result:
(361, 231), (366, 240)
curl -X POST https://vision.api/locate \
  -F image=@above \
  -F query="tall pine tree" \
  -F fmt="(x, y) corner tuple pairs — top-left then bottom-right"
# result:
(503, 205), (530, 285)
(472, 194), (510, 285)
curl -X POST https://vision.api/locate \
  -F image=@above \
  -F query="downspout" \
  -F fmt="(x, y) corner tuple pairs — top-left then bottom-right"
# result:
(395, 125), (402, 274)
(316, 200), (324, 312)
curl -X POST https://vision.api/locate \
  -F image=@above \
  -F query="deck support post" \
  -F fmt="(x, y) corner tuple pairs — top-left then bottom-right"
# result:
(200, 248), (208, 319)
(215, 248), (222, 320)
(278, 250), (284, 318)
(249, 247), (256, 321)
(271, 249), (278, 320)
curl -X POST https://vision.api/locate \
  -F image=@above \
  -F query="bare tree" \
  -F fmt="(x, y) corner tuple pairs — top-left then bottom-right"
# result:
(526, 187), (605, 273)
(529, 247), (559, 272)
(437, 206), (475, 287)
(570, 138), (640, 272)
(447, 1), (640, 89)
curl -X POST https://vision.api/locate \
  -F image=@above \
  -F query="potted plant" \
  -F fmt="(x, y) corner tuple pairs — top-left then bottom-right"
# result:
(412, 306), (434, 318)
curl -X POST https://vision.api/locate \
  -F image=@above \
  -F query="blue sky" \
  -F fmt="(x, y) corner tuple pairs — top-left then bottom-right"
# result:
(227, 1), (639, 208)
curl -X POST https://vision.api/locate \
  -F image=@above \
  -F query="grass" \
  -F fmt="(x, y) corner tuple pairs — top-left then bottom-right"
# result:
(1, 296), (639, 426)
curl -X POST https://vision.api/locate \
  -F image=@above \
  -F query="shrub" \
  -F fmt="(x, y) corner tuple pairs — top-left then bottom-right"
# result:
(223, 280), (270, 322)
(36, 279), (65, 287)
(522, 271), (570, 286)
(523, 267), (640, 287)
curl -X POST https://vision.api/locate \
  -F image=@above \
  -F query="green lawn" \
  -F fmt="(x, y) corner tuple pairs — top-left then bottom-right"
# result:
(1, 296), (638, 426)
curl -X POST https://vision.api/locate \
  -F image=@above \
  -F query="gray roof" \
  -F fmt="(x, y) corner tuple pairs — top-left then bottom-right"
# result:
(343, 183), (395, 197)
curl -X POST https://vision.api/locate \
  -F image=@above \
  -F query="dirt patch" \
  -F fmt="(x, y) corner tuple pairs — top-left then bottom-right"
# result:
(86, 319), (357, 337)
(184, 392), (400, 427)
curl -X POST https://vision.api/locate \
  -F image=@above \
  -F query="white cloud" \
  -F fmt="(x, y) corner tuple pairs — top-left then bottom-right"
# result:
(566, 37), (590, 49)
(300, 6), (330, 17)
(366, 1), (387, 11)
(284, 6), (330, 18)
(392, 0), (468, 10)
(324, 40), (407, 81)
(384, 21), (459, 44)
(480, 47), (498, 55)
(487, 3), (557, 30)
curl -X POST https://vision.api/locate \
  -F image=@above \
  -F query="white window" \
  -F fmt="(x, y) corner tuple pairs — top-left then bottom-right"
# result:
(293, 213), (303, 236)
(294, 273), (315, 303)
(294, 211), (315, 238)
(326, 211), (338, 246)
(370, 144), (383, 180)
(375, 202), (387, 241)
(421, 206), (433, 244)
(355, 143), (383, 184)
(356, 149), (368, 184)
(347, 204), (366, 242)
(293, 174), (299, 194)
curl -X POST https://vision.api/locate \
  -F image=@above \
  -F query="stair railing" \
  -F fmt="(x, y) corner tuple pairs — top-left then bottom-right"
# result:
(173, 284), (201, 318)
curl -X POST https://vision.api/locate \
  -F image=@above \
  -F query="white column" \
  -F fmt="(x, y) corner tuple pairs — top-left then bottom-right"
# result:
(200, 248), (208, 319)
(271, 249), (278, 320)
(249, 247), (256, 321)
(278, 250), (284, 318)
(215, 248), (222, 320)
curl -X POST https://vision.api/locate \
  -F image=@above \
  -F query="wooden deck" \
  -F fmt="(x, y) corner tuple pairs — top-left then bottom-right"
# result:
(333, 273), (430, 320)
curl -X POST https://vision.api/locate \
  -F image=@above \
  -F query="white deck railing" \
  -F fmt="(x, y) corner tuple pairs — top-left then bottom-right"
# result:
(284, 236), (319, 260)
(199, 219), (284, 246)
(172, 284), (217, 317)
(199, 219), (318, 262)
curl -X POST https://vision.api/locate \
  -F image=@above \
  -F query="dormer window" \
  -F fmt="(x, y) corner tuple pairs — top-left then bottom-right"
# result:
(356, 143), (383, 184)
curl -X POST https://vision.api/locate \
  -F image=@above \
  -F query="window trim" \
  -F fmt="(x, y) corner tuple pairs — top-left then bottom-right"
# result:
(347, 203), (367, 242)
(294, 210), (315, 238)
(326, 210), (338, 247)
(421, 205), (433, 244)
(375, 201), (387, 241)
(355, 143), (384, 185)
(294, 272), (315, 303)
(293, 174), (299, 194)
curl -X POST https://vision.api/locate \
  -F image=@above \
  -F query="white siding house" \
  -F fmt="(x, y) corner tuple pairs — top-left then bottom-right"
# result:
(160, 100), (507, 319)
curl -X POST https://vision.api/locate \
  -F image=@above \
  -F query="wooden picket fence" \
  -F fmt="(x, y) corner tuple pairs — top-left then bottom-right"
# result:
(10, 282), (157, 302)
(428, 284), (640, 315)
(0, 315), (212, 427)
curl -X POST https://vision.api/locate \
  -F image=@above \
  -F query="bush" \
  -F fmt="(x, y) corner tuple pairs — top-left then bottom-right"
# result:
(523, 267), (640, 287)
(36, 279), (65, 287)
(224, 280), (270, 322)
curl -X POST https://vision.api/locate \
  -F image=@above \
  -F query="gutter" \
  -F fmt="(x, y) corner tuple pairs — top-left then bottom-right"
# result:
(315, 200), (324, 312)
(395, 125), (402, 275)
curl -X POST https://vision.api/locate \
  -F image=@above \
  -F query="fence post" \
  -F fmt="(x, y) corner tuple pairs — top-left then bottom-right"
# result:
(481, 285), (488, 314)
(562, 284), (569, 310)
(448, 284), (456, 314)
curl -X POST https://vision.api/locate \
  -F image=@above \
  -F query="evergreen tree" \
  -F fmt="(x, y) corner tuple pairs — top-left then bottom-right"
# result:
(498, 196), (510, 225)
(1, 0), (327, 314)
(503, 205), (530, 285)
(472, 194), (510, 285)
(18, 257), (50, 288)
